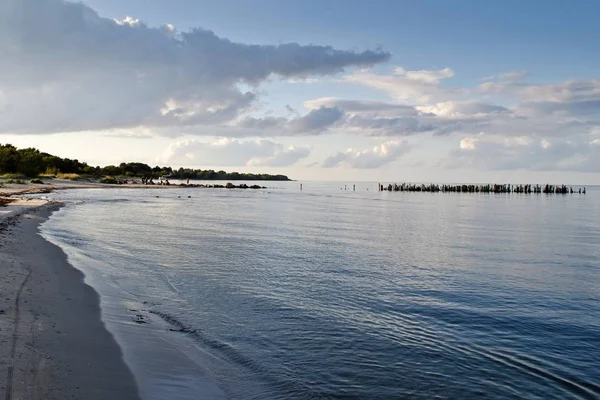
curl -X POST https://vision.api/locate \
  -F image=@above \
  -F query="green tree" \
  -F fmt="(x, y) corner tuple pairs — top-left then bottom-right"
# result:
(0, 144), (19, 174)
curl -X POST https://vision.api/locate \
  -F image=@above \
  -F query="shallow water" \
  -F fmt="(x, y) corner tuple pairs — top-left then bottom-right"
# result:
(38, 182), (600, 399)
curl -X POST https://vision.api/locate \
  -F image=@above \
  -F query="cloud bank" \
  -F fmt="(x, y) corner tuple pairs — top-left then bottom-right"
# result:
(0, 0), (390, 134)
(314, 68), (600, 171)
(160, 138), (310, 167)
(1, 1), (598, 174)
(443, 134), (600, 172)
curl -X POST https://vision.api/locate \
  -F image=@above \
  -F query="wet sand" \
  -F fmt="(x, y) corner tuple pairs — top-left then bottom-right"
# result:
(0, 202), (141, 400)
(0, 179), (135, 198)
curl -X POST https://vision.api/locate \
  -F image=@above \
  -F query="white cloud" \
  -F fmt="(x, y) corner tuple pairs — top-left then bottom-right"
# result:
(482, 70), (528, 82)
(445, 134), (600, 172)
(342, 115), (436, 136)
(3, 0), (597, 179)
(237, 102), (436, 137)
(322, 140), (410, 169)
(416, 101), (509, 120)
(459, 137), (478, 150)
(0, 0), (390, 134)
(299, 98), (511, 137)
(394, 67), (455, 83)
(102, 129), (153, 139)
(159, 138), (310, 167)
(230, 69), (600, 148)
(337, 67), (600, 152)
(344, 66), (460, 103)
(520, 79), (600, 103)
(479, 77), (600, 104)
(301, 98), (434, 136)
(248, 146), (310, 167)
(113, 16), (143, 27)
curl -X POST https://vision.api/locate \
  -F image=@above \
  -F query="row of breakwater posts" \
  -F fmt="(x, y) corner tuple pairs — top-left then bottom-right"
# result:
(378, 183), (587, 194)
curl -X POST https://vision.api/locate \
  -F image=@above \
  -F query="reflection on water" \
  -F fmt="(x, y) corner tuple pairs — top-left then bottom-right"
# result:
(39, 183), (600, 399)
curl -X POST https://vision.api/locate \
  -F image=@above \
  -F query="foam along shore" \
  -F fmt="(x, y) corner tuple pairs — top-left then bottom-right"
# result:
(0, 200), (141, 400)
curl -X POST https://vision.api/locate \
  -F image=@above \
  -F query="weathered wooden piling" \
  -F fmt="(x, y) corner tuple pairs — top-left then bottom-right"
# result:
(378, 183), (586, 194)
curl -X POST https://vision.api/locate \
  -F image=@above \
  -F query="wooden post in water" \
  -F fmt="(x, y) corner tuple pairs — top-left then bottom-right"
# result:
(300, 183), (303, 191)
(353, 184), (356, 191)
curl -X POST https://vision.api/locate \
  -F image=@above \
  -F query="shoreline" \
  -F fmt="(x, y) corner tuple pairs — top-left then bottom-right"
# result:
(0, 179), (276, 199)
(0, 202), (141, 400)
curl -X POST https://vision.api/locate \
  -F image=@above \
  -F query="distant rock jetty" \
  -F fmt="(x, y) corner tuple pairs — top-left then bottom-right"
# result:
(97, 176), (267, 189)
(186, 182), (267, 189)
(379, 183), (586, 194)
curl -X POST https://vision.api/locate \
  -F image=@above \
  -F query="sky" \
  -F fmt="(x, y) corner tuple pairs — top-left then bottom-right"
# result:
(1, 0), (600, 183)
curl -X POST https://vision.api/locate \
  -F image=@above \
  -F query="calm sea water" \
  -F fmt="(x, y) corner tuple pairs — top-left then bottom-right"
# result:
(37, 182), (599, 399)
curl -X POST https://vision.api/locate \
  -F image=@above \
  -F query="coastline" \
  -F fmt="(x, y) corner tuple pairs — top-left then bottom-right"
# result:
(0, 202), (141, 400)
(0, 178), (276, 200)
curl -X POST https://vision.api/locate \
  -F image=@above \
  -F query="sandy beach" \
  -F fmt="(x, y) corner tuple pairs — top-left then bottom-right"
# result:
(0, 200), (141, 400)
(0, 179), (149, 198)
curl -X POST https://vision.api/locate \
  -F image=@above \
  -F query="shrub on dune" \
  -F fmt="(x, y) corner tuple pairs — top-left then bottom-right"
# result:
(100, 176), (118, 184)
(56, 173), (81, 181)
(1, 173), (28, 180)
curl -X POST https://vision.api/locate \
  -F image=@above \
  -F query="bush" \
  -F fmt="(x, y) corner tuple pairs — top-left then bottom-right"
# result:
(29, 178), (44, 184)
(44, 167), (59, 176)
(56, 173), (81, 181)
(100, 177), (118, 184)
(0, 173), (27, 180)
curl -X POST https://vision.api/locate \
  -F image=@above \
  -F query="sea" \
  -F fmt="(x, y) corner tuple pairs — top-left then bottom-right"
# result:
(33, 181), (600, 399)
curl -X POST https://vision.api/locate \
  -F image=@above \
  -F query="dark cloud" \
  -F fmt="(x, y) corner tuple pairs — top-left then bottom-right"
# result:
(290, 106), (344, 133)
(519, 100), (600, 118)
(237, 116), (287, 130)
(0, 0), (390, 134)
(235, 106), (344, 135)
(304, 98), (420, 115)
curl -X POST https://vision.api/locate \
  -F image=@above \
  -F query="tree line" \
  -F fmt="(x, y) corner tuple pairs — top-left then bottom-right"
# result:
(0, 144), (291, 181)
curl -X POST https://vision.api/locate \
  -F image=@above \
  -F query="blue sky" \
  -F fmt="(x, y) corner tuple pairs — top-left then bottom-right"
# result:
(82, 0), (600, 79)
(1, 0), (600, 182)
